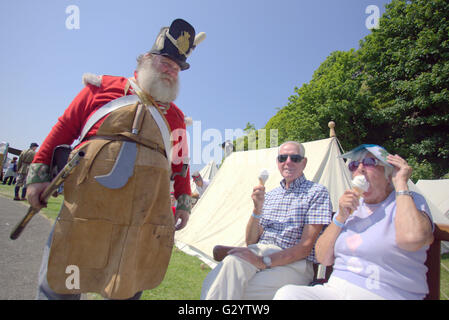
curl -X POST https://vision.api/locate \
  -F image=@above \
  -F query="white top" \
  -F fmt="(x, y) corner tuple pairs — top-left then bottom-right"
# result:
(332, 191), (433, 299)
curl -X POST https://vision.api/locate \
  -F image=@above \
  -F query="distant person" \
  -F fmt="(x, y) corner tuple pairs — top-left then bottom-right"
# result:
(274, 144), (434, 300)
(191, 171), (210, 199)
(3, 157), (18, 185)
(14, 143), (38, 200)
(221, 140), (234, 159)
(201, 141), (332, 300)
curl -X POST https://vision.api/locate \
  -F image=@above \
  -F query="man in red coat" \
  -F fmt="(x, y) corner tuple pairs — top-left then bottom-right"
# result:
(27, 19), (205, 300)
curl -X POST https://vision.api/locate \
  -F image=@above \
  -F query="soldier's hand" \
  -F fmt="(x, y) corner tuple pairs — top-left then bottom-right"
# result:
(174, 209), (189, 231)
(26, 182), (50, 210)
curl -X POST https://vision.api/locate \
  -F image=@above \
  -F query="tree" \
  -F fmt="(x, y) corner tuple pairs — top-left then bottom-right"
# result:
(359, 0), (449, 179)
(265, 50), (374, 150)
(233, 122), (261, 151)
(264, 0), (449, 180)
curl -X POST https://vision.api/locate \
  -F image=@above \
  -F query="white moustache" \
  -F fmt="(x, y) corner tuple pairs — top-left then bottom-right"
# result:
(137, 61), (179, 103)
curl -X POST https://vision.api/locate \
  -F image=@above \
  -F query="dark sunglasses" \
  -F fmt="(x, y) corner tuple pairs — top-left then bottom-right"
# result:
(348, 157), (379, 171)
(277, 154), (304, 163)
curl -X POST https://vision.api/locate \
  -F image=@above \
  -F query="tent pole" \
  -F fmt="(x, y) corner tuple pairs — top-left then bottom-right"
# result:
(328, 121), (336, 138)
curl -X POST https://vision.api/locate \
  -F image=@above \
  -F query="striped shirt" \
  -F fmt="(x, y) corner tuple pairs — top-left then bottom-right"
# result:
(259, 175), (332, 262)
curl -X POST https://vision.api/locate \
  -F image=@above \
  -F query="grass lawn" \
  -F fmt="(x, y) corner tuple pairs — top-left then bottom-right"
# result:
(441, 253), (449, 300)
(141, 247), (211, 300)
(1, 182), (447, 300)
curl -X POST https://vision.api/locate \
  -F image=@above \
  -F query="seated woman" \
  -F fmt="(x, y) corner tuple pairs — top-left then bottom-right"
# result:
(274, 144), (434, 300)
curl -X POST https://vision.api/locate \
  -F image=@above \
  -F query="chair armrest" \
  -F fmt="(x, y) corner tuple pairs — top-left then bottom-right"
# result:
(435, 223), (449, 241)
(213, 245), (236, 262)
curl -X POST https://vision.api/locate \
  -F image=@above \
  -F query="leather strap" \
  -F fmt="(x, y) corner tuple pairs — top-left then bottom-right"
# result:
(84, 135), (166, 157)
(127, 79), (173, 165)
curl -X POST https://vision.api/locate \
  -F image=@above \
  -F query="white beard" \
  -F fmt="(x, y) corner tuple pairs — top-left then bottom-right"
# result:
(136, 58), (179, 103)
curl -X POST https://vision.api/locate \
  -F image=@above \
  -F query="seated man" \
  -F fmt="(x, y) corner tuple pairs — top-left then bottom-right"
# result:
(201, 141), (332, 300)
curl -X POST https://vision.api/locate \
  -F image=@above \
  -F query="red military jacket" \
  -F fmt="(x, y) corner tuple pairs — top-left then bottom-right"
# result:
(32, 74), (191, 199)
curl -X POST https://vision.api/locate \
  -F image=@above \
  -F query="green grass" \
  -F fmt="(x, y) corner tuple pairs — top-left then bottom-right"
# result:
(141, 247), (211, 300)
(1, 182), (447, 299)
(441, 253), (449, 300)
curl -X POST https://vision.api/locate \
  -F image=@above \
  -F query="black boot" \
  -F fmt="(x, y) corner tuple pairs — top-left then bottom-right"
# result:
(14, 186), (21, 201)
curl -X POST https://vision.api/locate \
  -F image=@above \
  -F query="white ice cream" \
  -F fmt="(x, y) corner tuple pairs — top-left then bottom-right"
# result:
(258, 169), (269, 186)
(351, 175), (370, 195)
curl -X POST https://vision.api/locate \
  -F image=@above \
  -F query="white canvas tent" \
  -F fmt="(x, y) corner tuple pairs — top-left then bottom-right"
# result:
(176, 137), (352, 267)
(416, 179), (449, 221)
(190, 160), (219, 196)
(415, 179), (449, 253)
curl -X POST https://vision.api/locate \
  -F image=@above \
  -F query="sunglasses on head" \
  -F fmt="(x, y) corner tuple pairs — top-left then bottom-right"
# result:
(277, 154), (304, 163)
(192, 175), (201, 181)
(348, 157), (379, 171)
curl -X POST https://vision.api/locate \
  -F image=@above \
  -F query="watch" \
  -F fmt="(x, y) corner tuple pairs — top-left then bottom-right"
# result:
(262, 256), (272, 269)
(396, 190), (412, 197)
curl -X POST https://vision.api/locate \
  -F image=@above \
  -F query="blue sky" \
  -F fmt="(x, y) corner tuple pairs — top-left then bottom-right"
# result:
(0, 0), (390, 172)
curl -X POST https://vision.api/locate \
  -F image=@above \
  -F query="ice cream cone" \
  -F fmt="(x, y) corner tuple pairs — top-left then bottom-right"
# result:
(349, 175), (370, 214)
(352, 186), (365, 197)
(258, 169), (269, 186)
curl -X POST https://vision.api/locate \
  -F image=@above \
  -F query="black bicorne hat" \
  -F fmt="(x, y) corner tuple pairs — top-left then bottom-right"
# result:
(149, 19), (205, 71)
